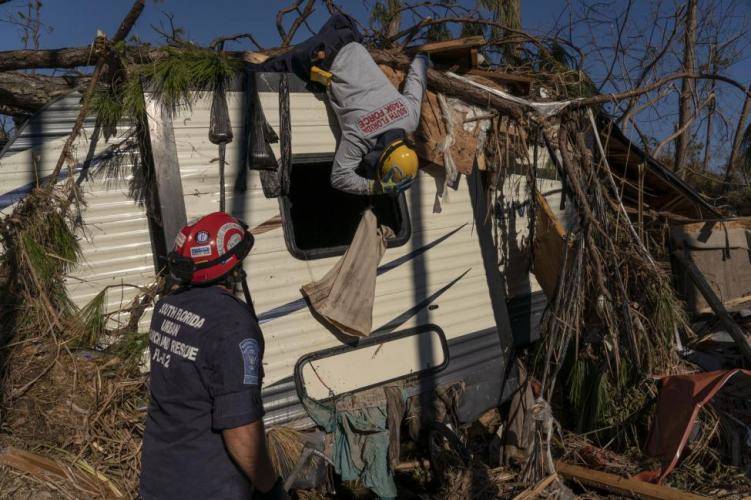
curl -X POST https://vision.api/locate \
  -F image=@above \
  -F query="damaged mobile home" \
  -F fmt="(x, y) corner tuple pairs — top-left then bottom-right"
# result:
(1, 28), (749, 497)
(0, 43), (548, 432)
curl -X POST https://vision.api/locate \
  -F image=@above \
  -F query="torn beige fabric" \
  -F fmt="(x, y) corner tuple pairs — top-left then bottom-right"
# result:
(503, 363), (536, 464)
(301, 210), (394, 337)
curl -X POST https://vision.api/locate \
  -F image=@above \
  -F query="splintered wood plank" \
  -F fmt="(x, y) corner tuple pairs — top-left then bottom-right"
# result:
(406, 36), (486, 68)
(408, 36), (486, 54)
(555, 461), (708, 500)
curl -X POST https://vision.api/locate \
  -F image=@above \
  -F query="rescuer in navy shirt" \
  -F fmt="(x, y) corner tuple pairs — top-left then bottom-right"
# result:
(139, 212), (288, 500)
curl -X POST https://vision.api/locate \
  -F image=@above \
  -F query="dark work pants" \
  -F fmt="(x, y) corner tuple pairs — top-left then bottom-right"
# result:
(253, 14), (361, 84)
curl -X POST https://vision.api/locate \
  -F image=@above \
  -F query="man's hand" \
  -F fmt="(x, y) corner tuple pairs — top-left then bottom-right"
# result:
(223, 420), (289, 499)
(254, 477), (288, 500)
(370, 170), (415, 196)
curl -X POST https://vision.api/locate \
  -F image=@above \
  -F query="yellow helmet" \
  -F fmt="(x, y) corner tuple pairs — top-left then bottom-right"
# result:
(378, 139), (419, 183)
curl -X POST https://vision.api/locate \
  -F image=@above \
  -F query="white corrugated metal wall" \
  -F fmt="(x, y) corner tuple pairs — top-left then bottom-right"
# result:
(168, 89), (500, 388)
(1, 87), (566, 419)
(0, 94), (155, 330)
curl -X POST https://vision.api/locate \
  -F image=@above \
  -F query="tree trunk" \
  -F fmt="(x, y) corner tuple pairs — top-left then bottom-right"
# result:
(0, 72), (86, 118)
(703, 43), (717, 172)
(497, 0), (521, 62)
(385, 0), (401, 39)
(723, 83), (751, 193)
(673, 0), (697, 177)
(703, 95), (715, 171)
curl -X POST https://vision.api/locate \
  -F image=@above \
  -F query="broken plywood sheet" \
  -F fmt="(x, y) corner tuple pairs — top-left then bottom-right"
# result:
(532, 191), (567, 300)
(379, 65), (488, 176)
(671, 218), (751, 315)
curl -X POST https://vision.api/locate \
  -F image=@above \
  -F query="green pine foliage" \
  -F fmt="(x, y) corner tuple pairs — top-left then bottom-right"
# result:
(76, 288), (108, 348)
(90, 46), (242, 130)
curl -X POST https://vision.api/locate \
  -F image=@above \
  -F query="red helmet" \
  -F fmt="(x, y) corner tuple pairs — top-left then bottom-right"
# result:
(168, 212), (254, 285)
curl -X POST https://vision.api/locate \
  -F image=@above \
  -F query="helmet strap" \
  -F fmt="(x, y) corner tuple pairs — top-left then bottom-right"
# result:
(239, 268), (259, 323)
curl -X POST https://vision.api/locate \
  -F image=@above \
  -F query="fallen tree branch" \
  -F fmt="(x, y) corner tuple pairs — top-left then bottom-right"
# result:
(0, 72), (87, 117)
(276, 0), (316, 47)
(574, 72), (751, 106)
(387, 15), (541, 48)
(45, 0), (145, 188)
(284, 0), (316, 47)
(0, 45), (263, 72)
(0, 46), (99, 72)
(370, 49), (523, 119)
(209, 32), (265, 51)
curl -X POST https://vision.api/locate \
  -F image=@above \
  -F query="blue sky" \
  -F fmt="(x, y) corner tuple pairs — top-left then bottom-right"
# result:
(0, 0), (564, 50)
(2, 0), (750, 169)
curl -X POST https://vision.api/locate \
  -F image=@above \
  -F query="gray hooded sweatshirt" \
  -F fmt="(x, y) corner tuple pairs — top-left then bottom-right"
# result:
(326, 42), (428, 195)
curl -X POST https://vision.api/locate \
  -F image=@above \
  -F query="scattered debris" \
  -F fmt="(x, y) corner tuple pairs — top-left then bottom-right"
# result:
(0, 446), (123, 498)
(1, 2), (751, 499)
(555, 460), (708, 500)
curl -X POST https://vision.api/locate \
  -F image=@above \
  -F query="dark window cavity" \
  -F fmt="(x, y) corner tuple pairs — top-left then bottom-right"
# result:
(280, 154), (411, 260)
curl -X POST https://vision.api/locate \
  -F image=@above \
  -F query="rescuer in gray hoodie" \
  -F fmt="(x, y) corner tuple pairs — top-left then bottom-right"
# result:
(326, 43), (428, 195)
(256, 14), (428, 196)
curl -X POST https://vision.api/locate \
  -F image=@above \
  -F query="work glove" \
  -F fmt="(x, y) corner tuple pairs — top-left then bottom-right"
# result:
(254, 477), (289, 500)
(370, 171), (414, 196)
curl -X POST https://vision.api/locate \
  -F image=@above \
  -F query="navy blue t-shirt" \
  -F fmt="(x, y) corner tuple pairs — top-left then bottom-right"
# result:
(139, 286), (265, 500)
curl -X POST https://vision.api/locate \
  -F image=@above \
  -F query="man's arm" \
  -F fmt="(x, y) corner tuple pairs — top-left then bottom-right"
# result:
(203, 315), (287, 498)
(222, 419), (278, 493)
(330, 138), (372, 195)
(400, 54), (429, 130)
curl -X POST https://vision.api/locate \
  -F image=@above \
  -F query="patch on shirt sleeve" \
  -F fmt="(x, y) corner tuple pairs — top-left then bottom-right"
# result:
(239, 338), (260, 385)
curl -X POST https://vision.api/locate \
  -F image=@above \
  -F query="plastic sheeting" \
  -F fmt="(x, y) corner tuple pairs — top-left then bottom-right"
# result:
(445, 71), (581, 118)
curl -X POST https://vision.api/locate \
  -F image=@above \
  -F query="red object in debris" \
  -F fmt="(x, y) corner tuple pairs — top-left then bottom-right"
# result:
(636, 369), (751, 484)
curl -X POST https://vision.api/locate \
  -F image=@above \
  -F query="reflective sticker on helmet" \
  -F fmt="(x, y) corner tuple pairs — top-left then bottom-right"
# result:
(190, 245), (212, 258)
(216, 222), (243, 254)
(227, 233), (242, 251)
(174, 232), (187, 249)
(195, 230), (210, 244)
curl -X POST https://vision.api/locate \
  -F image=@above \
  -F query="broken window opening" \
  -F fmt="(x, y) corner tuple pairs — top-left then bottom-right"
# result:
(280, 153), (411, 260)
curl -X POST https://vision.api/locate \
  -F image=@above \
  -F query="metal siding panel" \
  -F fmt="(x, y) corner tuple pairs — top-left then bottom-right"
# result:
(0, 91), (155, 330)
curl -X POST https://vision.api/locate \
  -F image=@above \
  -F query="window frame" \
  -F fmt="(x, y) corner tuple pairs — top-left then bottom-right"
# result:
(278, 153), (412, 261)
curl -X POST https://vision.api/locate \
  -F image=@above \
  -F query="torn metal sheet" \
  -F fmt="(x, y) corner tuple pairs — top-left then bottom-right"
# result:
(637, 369), (751, 483)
